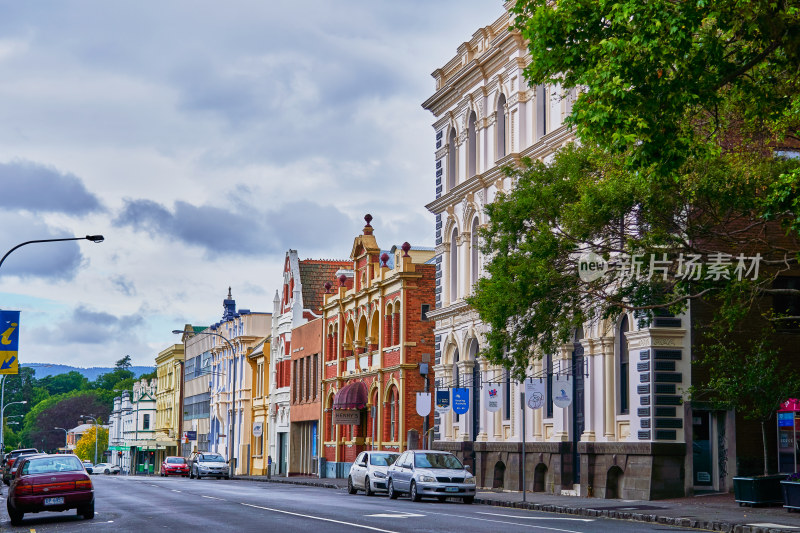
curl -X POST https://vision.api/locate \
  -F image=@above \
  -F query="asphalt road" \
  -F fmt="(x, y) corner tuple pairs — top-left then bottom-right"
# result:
(0, 475), (699, 532)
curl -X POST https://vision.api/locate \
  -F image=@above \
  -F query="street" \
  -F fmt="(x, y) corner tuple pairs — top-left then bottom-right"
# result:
(0, 476), (700, 532)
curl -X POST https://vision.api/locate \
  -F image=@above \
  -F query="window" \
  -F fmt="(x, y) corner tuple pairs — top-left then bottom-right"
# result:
(774, 276), (800, 328)
(503, 369), (511, 421)
(546, 353), (553, 418)
(453, 349), (460, 423)
(536, 84), (547, 139)
(467, 111), (477, 178)
(390, 388), (397, 441)
(142, 414), (150, 430)
(471, 217), (480, 288)
(450, 228), (459, 301)
(496, 94), (507, 159)
(421, 304), (430, 321)
(447, 128), (457, 190)
(620, 315), (630, 414)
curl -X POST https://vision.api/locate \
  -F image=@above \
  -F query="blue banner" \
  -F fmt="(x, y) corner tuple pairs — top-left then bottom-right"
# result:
(453, 387), (469, 415)
(435, 390), (450, 412)
(0, 310), (20, 374)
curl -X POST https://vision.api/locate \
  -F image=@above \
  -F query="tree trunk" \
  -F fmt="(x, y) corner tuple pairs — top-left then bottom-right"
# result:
(762, 420), (769, 476)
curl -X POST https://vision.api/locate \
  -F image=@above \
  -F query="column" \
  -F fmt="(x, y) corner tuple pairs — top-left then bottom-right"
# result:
(580, 338), (597, 442)
(601, 337), (616, 439)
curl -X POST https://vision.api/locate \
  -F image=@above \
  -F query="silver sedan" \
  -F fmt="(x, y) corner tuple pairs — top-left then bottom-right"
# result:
(348, 451), (400, 496)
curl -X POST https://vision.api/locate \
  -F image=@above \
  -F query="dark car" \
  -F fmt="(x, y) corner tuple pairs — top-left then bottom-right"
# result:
(6, 453), (94, 525)
(2, 448), (39, 485)
(161, 456), (189, 477)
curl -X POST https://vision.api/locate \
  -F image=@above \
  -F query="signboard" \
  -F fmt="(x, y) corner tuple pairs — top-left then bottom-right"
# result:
(333, 409), (361, 425)
(416, 392), (431, 417)
(435, 390), (450, 413)
(252, 422), (263, 438)
(779, 412), (795, 427)
(484, 384), (502, 413)
(552, 376), (572, 408)
(525, 379), (546, 410)
(452, 388), (469, 415)
(0, 311), (20, 375)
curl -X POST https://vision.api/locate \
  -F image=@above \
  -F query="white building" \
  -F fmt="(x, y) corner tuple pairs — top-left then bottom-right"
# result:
(108, 379), (158, 474)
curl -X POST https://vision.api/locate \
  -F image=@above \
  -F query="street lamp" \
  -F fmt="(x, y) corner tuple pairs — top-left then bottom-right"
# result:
(0, 400), (27, 457)
(0, 235), (104, 271)
(79, 415), (98, 465)
(54, 427), (68, 451)
(173, 328), (237, 479)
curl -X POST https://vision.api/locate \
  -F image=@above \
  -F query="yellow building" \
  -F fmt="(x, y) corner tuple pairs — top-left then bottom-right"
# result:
(248, 337), (270, 475)
(154, 343), (185, 471)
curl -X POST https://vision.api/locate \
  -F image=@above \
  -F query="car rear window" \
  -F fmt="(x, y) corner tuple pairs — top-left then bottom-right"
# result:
(370, 454), (399, 466)
(166, 457), (186, 464)
(23, 456), (84, 475)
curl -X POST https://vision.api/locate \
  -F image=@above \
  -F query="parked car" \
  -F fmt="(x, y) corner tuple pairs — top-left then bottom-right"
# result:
(91, 463), (120, 475)
(386, 450), (476, 504)
(187, 452), (229, 479)
(347, 451), (400, 496)
(82, 460), (94, 474)
(6, 453), (94, 525)
(2, 448), (39, 485)
(161, 456), (189, 477)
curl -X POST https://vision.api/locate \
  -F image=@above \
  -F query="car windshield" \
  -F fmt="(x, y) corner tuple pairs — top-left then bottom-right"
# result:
(414, 453), (463, 470)
(200, 454), (225, 462)
(23, 456), (83, 474)
(370, 453), (399, 466)
(166, 457), (186, 464)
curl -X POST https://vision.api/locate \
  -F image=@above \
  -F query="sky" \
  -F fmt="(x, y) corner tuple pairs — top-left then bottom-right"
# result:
(0, 1), (506, 368)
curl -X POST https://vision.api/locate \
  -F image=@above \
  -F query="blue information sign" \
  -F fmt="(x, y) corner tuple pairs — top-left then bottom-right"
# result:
(453, 388), (469, 415)
(0, 310), (20, 374)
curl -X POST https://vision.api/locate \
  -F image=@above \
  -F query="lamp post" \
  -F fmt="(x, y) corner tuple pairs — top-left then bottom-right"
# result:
(173, 328), (237, 479)
(54, 427), (68, 452)
(0, 235), (104, 271)
(0, 400), (27, 457)
(80, 415), (98, 465)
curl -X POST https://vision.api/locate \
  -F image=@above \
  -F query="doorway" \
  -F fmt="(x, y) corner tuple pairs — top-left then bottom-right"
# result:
(571, 330), (585, 485)
(692, 411), (713, 488)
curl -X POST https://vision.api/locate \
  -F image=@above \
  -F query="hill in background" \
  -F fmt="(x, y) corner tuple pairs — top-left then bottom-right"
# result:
(23, 362), (156, 381)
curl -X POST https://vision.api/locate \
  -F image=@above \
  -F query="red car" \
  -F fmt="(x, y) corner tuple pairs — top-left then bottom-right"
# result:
(7, 453), (94, 525)
(161, 456), (190, 477)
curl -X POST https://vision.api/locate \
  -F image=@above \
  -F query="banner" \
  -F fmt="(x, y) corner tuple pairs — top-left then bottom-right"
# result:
(525, 379), (546, 410)
(416, 392), (431, 416)
(483, 384), (502, 412)
(435, 390), (450, 413)
(0, 310), (20, 375)
(452, 388), (470, 415)
(552, 376), (573, 408)
(252, 422), (263, 437)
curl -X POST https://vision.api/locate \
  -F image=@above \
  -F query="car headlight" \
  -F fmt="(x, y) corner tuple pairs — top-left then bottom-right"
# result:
(464, 475), (476, 485)
(372, 471), (386, 479)
(418, 475), (437, 483)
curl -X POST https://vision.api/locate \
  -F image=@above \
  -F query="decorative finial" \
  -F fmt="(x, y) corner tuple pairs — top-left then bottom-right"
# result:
(364, 214), (372, 226)
(401, 242), (411, 257)
(324, 281), (332, 293)
(227, 286), (232, 299)
(363, 213), (374, 235)
(380, 252), (389, 267)
(339, 274), (347, 287)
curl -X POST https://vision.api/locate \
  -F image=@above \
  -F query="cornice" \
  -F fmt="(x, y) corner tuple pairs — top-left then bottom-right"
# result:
(427, 300), (471, 321)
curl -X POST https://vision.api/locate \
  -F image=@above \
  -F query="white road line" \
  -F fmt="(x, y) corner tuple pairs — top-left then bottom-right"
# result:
(242, 503), (399, 533)
(202, 495), (225, 500)
(432, 511), (584, 533)
(476, 512), (594, 523)
(171, 490), (182, 493)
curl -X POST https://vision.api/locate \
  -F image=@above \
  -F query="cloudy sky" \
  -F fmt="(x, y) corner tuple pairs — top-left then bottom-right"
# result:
(0, 1), (505, 368)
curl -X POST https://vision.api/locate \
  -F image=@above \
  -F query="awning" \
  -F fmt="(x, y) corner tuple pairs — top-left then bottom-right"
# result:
(333, 381), (368, 410)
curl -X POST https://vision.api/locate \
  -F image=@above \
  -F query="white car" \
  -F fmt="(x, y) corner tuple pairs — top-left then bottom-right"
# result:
(347, 451), (400, 496)
(386, 450), (476, 503)
(92, 462), (120, 475)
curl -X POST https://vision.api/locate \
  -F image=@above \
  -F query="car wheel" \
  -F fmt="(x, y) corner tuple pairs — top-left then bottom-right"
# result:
(189, 469), (194, 479)
(7, 504), (23, 526)
(78, 501), (95, 519)
(463, 496), (474, 505)
(364, 477), (373, 497)
(225, 475), (230, 480)
(410, 481), (421, 502)
(104, 469), (110, 475)
(347, 476), (357, 495)
(196, 469), (202, 480)
(387, 479), (399, 500)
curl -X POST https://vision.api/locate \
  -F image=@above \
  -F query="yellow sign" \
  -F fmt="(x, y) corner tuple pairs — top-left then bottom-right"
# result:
(0, 351), (18, 375)
(0, 311), (19, 375)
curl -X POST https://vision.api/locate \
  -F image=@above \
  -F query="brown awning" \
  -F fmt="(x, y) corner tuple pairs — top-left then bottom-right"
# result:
(333, 381), (368, 410)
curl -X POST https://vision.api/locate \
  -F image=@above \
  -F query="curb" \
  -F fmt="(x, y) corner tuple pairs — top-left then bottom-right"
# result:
(232, 476), (797, 533)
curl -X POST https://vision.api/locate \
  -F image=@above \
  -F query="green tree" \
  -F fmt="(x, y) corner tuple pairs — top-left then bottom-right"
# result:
(75, 425), (108, 464)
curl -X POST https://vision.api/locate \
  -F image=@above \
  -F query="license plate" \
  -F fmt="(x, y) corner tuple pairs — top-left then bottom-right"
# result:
(445, 487), (459, 492)
(44, 497), (65, 506)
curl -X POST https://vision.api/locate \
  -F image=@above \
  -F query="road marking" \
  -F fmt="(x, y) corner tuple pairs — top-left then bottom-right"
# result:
(364, 513), (425, 518)
(748, 524), (799, 530)
(202, 495), (225, 500)
(477, 512), (594, 523)
(172, 490), (182, 493)
(433, 511), (583, 533)
(242, 503), (399, 533)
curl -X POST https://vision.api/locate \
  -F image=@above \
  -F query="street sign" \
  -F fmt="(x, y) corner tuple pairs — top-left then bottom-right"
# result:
(0, 311), (20, 375)
(252, 422), (263, 438)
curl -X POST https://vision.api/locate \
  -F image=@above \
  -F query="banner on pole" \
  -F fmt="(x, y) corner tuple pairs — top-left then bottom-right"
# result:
(484, 384), (502, 412)
(452, 388), (470, 415)
(435, 390), (450, 413)
(0, 310), (20, 375)
(552, 376), (573, 408)
(416, 392), (431, 416)
(525, 379), (546, 410)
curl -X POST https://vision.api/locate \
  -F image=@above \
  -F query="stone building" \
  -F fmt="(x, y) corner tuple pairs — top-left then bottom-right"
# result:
(178, 325), (213, 456)
(154, 343), (185, 468)
(320, 216), (436, 478)
(107, 379), (158, 475)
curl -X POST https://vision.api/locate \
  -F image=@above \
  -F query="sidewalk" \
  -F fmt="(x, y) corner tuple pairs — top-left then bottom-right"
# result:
(233, 474), (800, 533)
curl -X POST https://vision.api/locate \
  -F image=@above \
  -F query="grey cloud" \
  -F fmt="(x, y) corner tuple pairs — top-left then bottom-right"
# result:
(111, 275), (137, 296)
(31, 305), (146, 346)
(0, 160), (102, 215)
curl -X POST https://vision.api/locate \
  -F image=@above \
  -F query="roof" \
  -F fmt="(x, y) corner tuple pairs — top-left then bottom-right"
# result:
(298, 259), (351, 313)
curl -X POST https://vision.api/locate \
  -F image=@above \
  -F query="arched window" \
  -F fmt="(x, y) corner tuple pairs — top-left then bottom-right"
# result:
(447, 128), (456, 190)
(619, 315), (630, 414)
(470, 217), (480, 288)
(389, 387), (398, 441)
(467, 111), (477, 178)
(453, 348), (461, 423)
(496, 94), (506, 159)
(450, 228), (459, 302)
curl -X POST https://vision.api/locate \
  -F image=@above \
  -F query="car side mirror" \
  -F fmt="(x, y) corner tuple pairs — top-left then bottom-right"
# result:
(359, 462), (367, 467)
(464, 465), (471, 471)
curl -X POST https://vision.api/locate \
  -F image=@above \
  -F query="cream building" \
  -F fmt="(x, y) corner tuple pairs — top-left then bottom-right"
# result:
(154, 343), (185, 468)
(247, 337), (270, 475)
(423, 5), (689, 500)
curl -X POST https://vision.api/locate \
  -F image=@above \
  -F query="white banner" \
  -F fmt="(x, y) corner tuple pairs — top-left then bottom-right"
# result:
(552, 376), (573, 408)
(483, 383), (502, 412)
(525, 379), (546, 410)
(252, 421), (263, 437)
(416, 392), (431, 416)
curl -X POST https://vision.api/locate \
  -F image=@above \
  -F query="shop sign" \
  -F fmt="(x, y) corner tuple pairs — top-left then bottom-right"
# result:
(333, 409), (360, 425)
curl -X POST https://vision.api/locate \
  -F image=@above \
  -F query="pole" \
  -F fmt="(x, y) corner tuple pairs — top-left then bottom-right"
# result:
(94, 418), (98, 465)
(231, 347), (236, 479)
(423, 373), (429, 450)
(0, 235), (104, 270)
(521, 389), (526, 503)
(0, 375), (5, 459)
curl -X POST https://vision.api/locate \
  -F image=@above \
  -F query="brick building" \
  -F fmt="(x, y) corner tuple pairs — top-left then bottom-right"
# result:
(289, 317), (322, 475)
(320, 215), (436, 478)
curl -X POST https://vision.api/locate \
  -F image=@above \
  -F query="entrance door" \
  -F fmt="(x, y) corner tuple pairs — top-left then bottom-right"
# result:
(692, 411), (713, 487)
(278, 432), (288, 475)
(571, 339), (585, 485)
